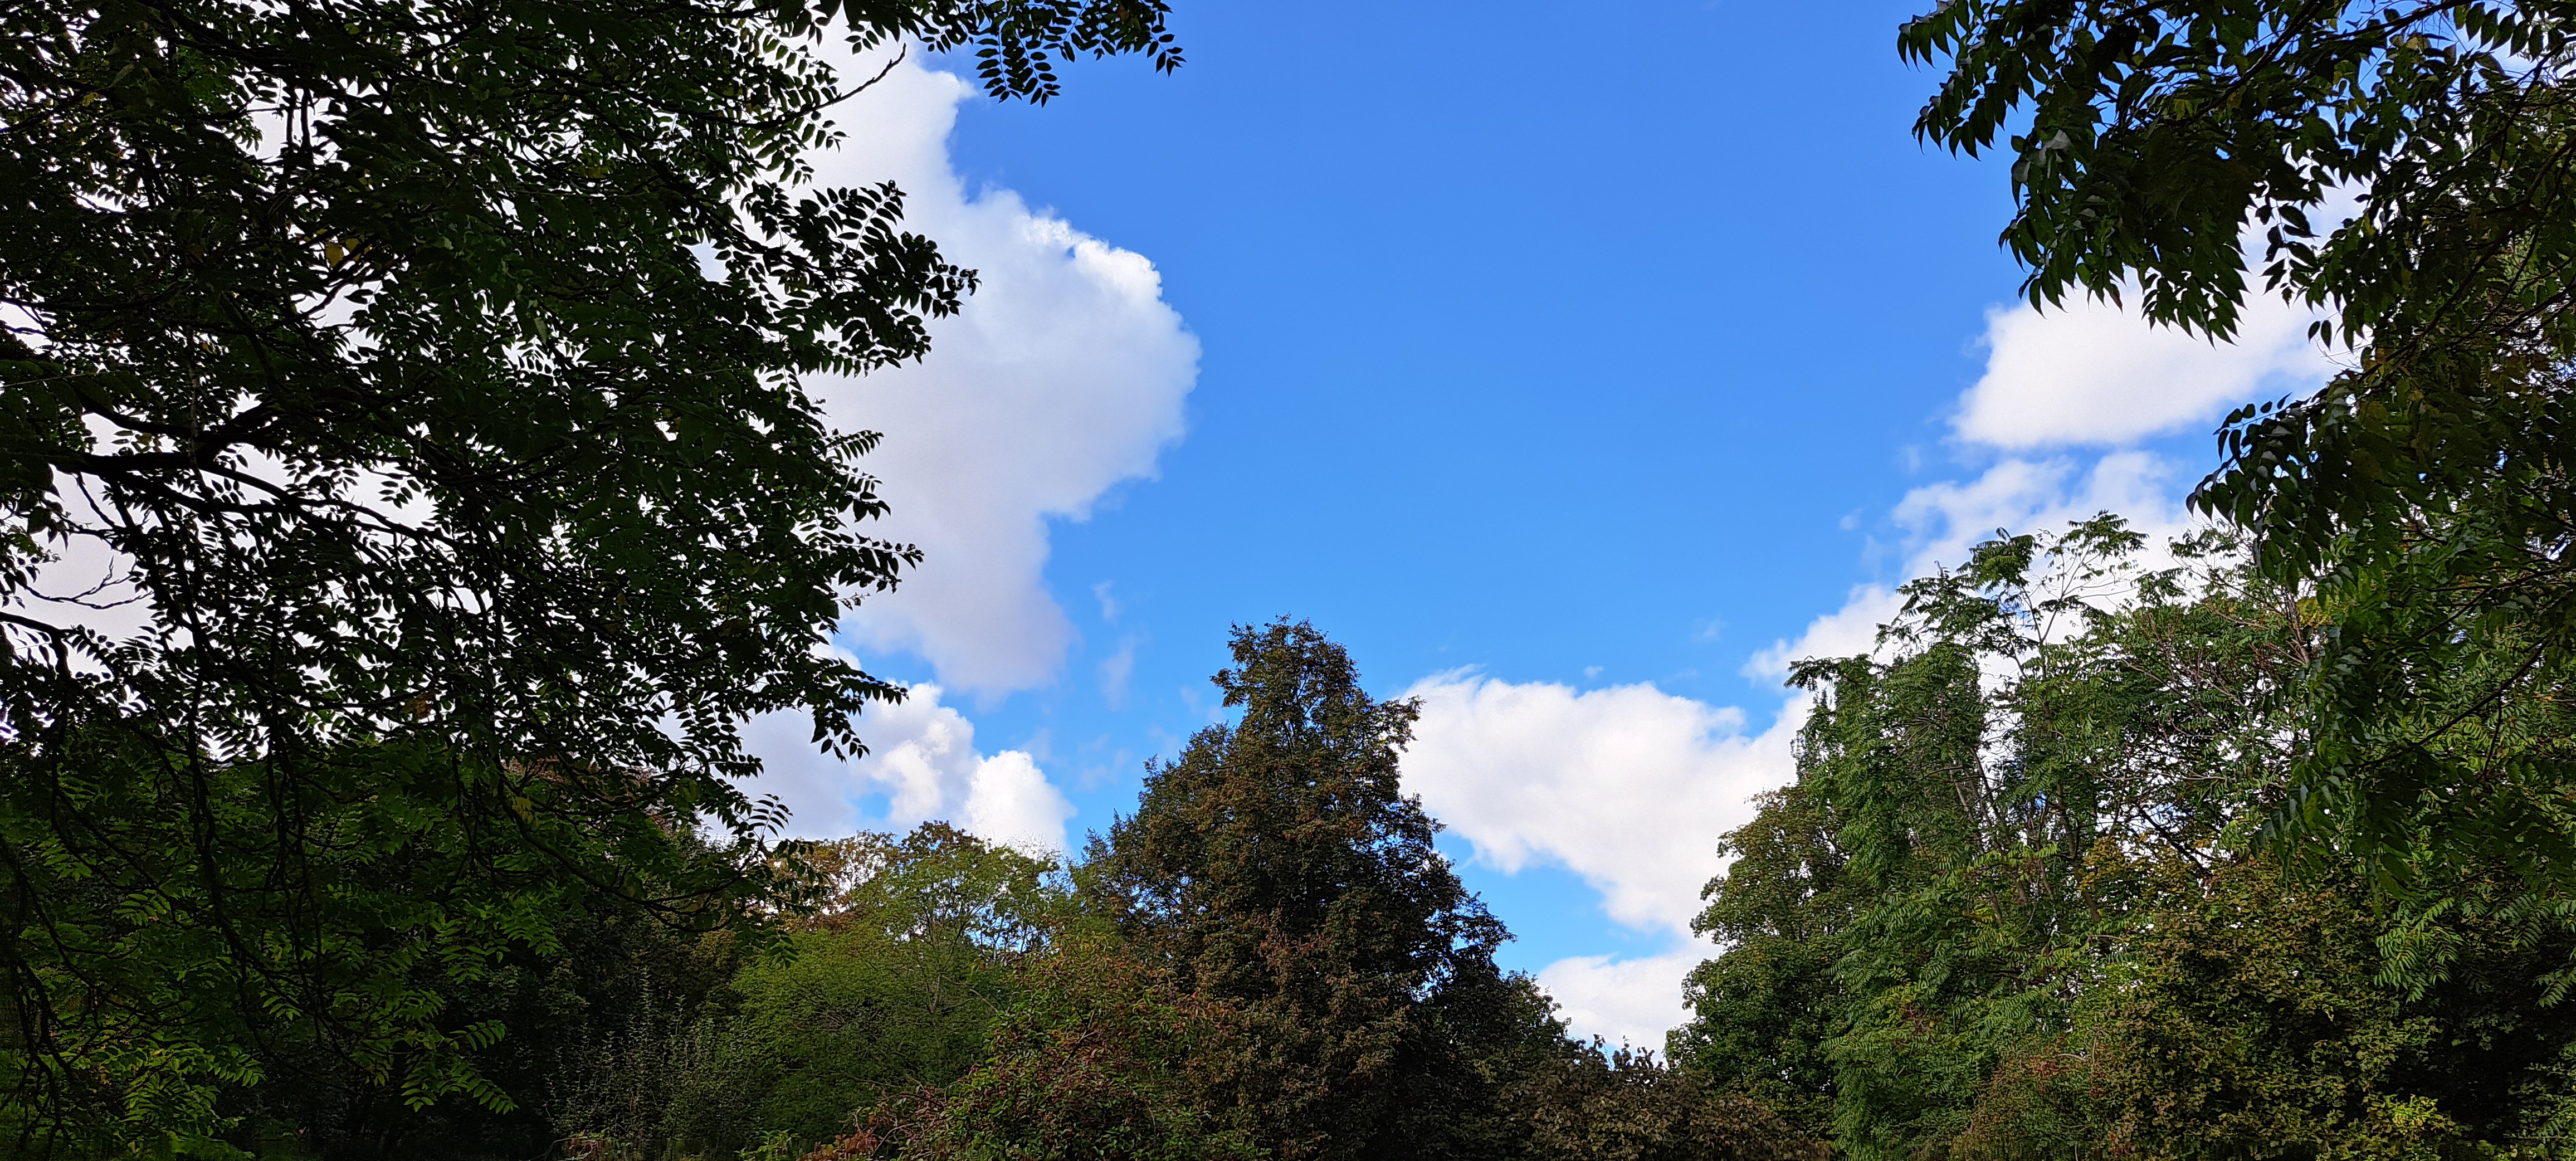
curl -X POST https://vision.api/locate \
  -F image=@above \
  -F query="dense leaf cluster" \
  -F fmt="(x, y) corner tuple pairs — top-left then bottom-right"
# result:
(1904, 0), (2576, 886)
(0, 0), (1176, 1148)
(1676, 521), (2576, 1159)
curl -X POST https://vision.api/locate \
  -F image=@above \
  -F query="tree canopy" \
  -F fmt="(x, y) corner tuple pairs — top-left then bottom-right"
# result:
(1081, 619), (1523, 1161)
(838, 622), (1818, 1161)
(1904, 0), (2576, 886)
(0, 0), (1172, 1147)
(22, 0), (2576, 1154)
(1675, 520), (2576, 1159)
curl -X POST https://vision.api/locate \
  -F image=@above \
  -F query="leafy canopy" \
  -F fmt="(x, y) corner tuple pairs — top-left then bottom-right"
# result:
(850, 622), (1818, 1161)
(0, 0), (1173, 1146)
(1679, 519), (2576, 1159)
(1904, 0), (2576, 886)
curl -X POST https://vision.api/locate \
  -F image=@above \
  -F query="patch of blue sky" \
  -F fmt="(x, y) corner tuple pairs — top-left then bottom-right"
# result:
(765, 0), (2335, 1043)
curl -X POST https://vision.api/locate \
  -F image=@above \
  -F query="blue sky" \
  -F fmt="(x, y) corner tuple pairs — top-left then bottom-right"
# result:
(745, 0), (2340, 1047)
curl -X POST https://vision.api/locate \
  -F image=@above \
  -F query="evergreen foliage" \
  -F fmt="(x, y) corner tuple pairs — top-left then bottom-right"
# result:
(1080, 619), (1525, 1161)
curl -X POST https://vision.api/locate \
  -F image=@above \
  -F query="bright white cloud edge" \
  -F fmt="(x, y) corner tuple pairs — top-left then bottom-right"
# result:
(1954, 291), (2329, 448)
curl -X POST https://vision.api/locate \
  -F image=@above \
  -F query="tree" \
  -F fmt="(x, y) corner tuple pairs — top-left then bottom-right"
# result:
(1901, 0), (2576, 886)
(1513, 1046), (1821, 1161)
(1668, 784), (1853, 1141)
(856, 622), (1819, 1161)
(1079, 619), (1526, 1161)
(845, 929), (1261, 1161)
(0, 0), (1178, 1149)
(541, 825), (1064, 1159)
(2066, 852), (2575, 1160)
(1678, 518), (2576, 1159)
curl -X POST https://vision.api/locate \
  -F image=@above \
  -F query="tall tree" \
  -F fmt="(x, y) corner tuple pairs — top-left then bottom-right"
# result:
(855, 622), (1819, 1161)
(0, 0), (1177, 1149)
(1080, 619), (1528, 1161)
(1666, 783), (1853, 1141)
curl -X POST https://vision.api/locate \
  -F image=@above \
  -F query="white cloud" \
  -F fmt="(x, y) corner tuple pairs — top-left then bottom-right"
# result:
(807, 50), (1198, 695)
(1538, 949), (1711, 1052)
(1953, 287), (2335, 449)
(1404, 673), (1794, 936)
(1401, 671), (1801, 1046)
(1892, 450), (2193, 573)
(958, 750), (1077, 855)
(745, 680), (1075, 855)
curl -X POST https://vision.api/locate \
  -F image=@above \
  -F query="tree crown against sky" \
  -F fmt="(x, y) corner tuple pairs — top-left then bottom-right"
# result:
(0, 0), (1172, 1145)
(1081, 619), (1522, 1161)
(853, 622), (1819, 1161)
(1677, 518), (2576, 1159)
(1908, 0), (2576, 889)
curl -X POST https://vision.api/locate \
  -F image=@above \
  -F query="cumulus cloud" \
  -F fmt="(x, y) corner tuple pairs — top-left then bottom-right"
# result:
(1401, 672), (1802, 1046)
(1953, 189), (2365, 452)
(1953, 287), (2335, 449)
(745, 680), (1075, 855)
(1404, 675), (1794, 937)
(1538, 949), (1712, 1052)
(807, 49), (1199, 695)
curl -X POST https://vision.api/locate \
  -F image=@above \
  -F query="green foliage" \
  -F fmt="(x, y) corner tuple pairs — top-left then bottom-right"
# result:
(0, 0), (1178, 1147)
(1902, 0), (2576, 888)
(544, 825), (1064, 1159)
(0, 734), (760, 1156)
(1513, 1046), (1824, 1161)
(1679, 518), (2576, 1160)
(1079, 619), (1530, 1161)
(1670, 783), (1853, 1139)
(708, 828), (1061, 1152)
(2075, 852), (2566, 1160)
(851, 931), (1260, 1161)
(853, 622), (1821, 1161)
